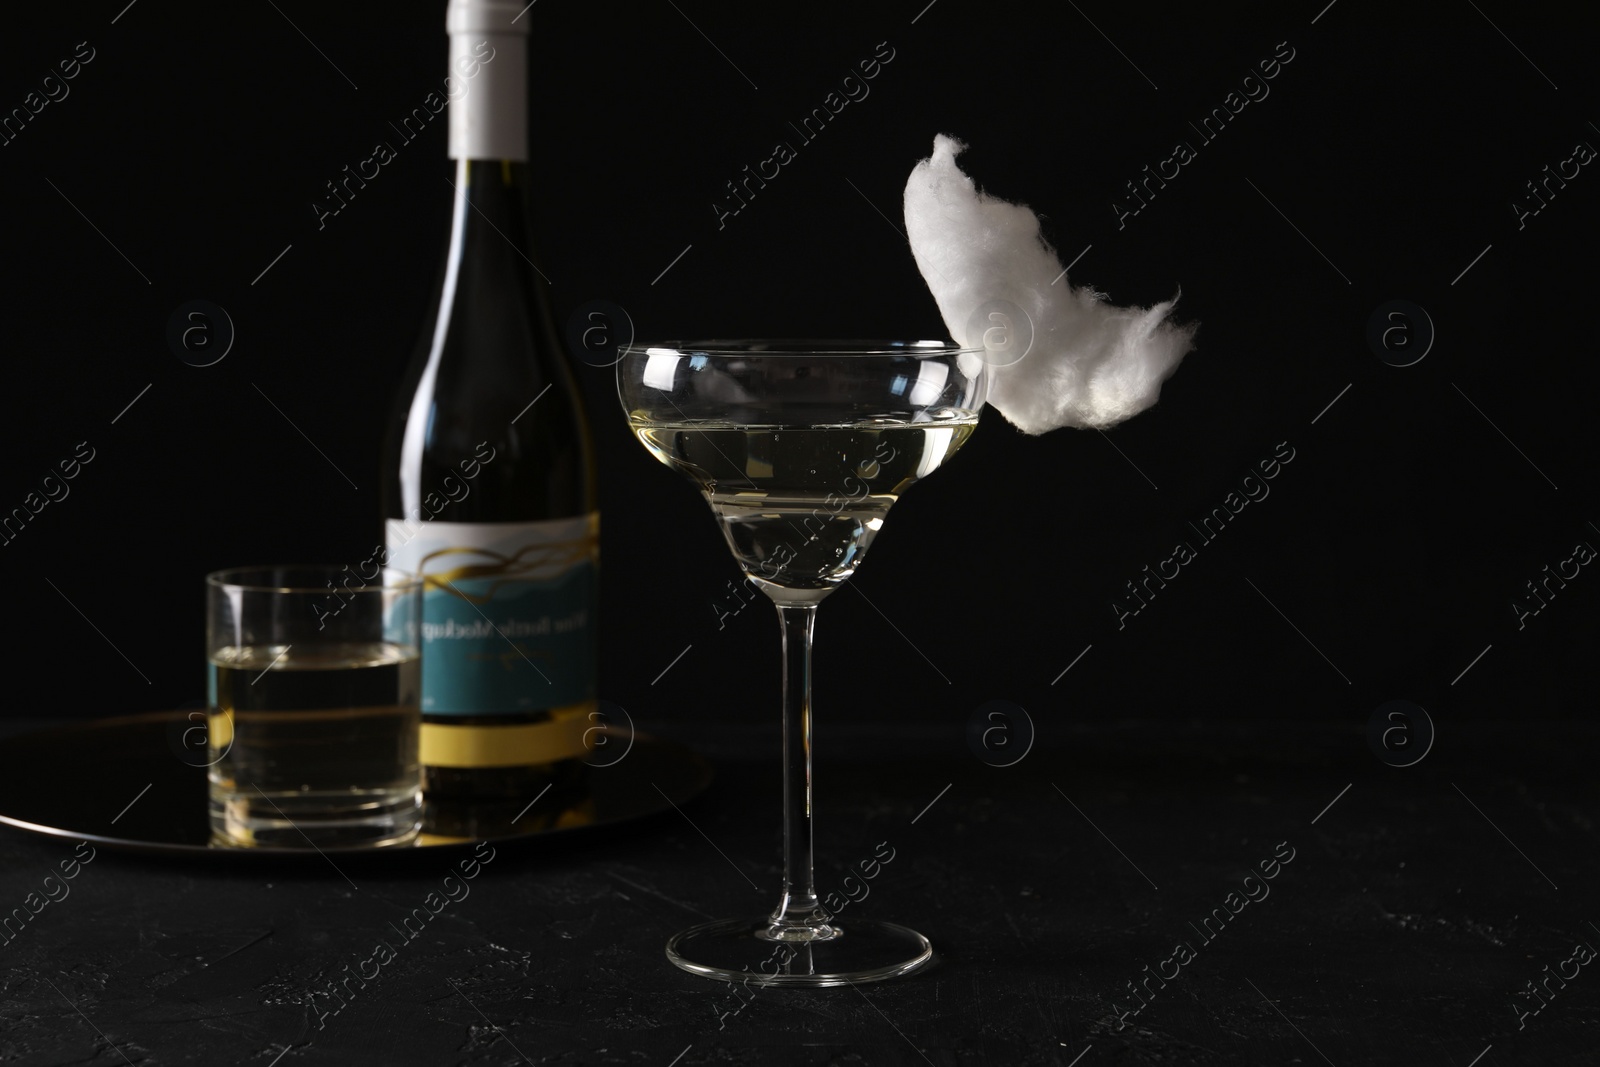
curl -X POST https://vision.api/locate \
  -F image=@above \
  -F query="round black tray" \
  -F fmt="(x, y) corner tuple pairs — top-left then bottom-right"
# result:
(0, 711), (712, 857)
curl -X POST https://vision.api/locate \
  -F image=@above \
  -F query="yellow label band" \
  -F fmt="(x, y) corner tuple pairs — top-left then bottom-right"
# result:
(420, 702), (595, 767)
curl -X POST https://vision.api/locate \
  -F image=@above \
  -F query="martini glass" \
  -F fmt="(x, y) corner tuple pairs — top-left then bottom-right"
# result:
(617, 340), (987, 986)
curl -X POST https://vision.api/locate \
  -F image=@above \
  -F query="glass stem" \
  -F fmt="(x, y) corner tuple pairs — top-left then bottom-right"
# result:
(767, 602), (833, 938)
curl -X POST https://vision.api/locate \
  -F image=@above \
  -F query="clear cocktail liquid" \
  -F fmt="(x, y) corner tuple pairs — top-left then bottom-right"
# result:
(633, 419), (976, 596)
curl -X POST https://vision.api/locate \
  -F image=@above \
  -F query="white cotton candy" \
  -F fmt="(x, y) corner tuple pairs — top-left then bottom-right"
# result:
(903, 134), (1196, 434)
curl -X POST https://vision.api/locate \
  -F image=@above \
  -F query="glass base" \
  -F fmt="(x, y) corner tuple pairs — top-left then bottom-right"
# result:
(665, 917), (933, 987)
(209, 787), (420, 849)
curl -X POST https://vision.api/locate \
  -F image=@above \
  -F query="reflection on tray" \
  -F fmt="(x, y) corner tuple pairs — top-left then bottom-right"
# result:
(419, 769), (598, 843)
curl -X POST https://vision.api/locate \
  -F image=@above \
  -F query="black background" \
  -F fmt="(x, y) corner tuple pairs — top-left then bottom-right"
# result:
(3, 5), (1599, 1066)
(2, 0), (1595, 734)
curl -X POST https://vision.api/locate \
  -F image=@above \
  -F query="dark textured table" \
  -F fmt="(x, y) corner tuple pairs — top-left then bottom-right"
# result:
(1, 715), (1595, 1066)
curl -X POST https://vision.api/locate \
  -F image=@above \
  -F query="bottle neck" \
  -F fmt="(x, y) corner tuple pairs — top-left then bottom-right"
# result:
(446, 157), (544, 296)
(452, 158), (533, 230)
(395, 157), (540, 513)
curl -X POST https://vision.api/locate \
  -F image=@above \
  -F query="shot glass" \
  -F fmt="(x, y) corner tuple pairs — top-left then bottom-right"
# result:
(206, 565), (423, 848)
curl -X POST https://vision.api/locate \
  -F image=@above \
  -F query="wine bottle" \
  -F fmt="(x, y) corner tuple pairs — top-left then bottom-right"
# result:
(382, 0), (598, 820)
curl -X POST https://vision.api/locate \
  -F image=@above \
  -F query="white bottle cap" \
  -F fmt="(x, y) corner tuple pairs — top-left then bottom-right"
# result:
(446, 0), (528, 161)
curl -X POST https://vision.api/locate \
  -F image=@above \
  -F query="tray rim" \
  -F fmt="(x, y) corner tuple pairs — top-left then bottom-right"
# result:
(0, 710), (712, 859)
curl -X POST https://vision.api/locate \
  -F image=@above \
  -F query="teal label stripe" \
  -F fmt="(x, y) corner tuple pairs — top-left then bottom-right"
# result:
(419, 564), (595, 714)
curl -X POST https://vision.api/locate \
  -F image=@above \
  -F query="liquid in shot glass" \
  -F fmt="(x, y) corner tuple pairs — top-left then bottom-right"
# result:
(205, 566), (423, 848)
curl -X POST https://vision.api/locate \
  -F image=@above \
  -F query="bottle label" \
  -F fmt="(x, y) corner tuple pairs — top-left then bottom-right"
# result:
(385, 515), (597, 716)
